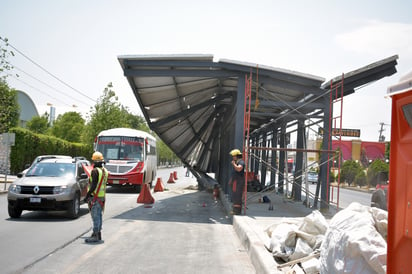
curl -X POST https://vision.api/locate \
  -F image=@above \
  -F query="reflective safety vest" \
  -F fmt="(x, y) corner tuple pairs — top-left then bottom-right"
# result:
(88, 167), (108, 198)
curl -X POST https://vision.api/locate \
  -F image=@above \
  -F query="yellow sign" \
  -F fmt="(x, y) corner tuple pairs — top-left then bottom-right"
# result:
(318, 128), (361, 137)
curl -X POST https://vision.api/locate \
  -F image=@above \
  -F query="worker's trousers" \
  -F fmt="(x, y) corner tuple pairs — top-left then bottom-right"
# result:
(90, 202), (103, 233)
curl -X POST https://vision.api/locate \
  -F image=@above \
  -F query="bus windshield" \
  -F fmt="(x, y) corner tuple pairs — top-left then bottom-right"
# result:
(96, 136), (144, 161)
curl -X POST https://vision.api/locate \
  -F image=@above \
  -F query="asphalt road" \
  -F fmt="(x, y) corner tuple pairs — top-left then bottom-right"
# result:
(329, 185), (372, 208)
(0, 167), (255, 274)
(279, 179), (372, 209)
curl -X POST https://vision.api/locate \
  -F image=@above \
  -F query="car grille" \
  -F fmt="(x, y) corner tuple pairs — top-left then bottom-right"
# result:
(105, 165), (133, 174)
(21, 186), (55, 195)
(16, 198), (68, 210)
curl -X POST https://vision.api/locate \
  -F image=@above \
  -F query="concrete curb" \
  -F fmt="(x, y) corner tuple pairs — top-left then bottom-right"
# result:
(219, 188), (280, 274)
(233, 216), (280, 274)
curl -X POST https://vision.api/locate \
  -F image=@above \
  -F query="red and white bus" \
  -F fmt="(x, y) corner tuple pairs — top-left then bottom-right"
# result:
(94, 128), (157, 191)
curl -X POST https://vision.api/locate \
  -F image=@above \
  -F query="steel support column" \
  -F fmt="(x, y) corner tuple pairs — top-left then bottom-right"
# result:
(251, 137), (256, 172)
(235, 76), (245, 150)
(270, 127), (278, 187)
(278, 123), (286, 193)
(219, 111), (234, 194)
(261, 132), (268, 189)
(319, 95), (331, 211)
(294, 119), (305, 201)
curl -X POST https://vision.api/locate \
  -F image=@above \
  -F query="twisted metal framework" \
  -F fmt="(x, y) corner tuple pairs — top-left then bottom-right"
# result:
(242, 72), (346, 212)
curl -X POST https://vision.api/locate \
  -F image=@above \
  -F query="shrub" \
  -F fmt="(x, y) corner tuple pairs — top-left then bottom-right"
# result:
(9, 127), (93, 174)
(355, 170), (367, 187)
(329, 170), (336, 183)
(367, 159), (389, 187)
(341, 160), (363, 187)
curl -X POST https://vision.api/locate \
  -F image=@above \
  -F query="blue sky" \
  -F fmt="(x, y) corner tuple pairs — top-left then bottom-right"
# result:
(1, 0), (411, 141)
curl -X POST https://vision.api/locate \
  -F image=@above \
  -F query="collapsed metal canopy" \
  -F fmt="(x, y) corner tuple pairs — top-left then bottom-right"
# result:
(118, 55), (323, 166)
(118, 54), (398, 177)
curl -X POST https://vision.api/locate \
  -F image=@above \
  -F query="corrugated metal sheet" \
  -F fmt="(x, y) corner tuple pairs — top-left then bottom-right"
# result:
(118, 54), (398, 178)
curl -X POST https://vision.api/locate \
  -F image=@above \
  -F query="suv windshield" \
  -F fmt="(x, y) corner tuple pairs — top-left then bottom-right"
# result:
(26, 162), (76, 178)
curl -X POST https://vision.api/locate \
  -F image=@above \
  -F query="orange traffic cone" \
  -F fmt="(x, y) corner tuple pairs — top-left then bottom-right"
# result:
(154, 177), (164, 192)
(137, 183), (154, 204)
(167, 172), (175, 184)
(173, 171), (178, 180)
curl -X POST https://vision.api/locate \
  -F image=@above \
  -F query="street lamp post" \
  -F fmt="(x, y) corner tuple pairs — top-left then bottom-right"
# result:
(47, 103), (55, 126)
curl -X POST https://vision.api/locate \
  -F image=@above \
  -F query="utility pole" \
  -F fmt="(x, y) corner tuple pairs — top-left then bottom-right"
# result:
(378, 122), (390, 142)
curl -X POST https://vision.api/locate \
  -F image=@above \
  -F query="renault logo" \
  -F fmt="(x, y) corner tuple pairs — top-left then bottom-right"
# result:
(33, 186), (40, 194)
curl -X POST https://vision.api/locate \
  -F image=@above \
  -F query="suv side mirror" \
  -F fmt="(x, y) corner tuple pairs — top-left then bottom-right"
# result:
(80, 173), (88, 179)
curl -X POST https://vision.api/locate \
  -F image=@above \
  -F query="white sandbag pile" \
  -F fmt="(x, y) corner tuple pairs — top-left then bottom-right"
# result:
(264, 202), (388, 273)
(320, 202), (387, 274)
(265, 210), (328, 273)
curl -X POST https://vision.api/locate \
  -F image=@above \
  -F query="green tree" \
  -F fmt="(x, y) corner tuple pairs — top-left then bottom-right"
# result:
(82, 83), (131, 144)
(367, 159), (389, 187)
(329, 170), (336, 183)
(0, 38), (19, 132)
(26, 113), (49, 134)
(0, 80), (20, 132)
(0, 36), (16, 80)
(82, 82), (176, 163)
(385, 142), (390, 160)
(341, 160), (363, 187)
(82, 83), (151, 145)
(126, 113), (150, 132)
(51, 111), (85, 142)
(355, 170), (367, 187)
(157, 138), (178, 165)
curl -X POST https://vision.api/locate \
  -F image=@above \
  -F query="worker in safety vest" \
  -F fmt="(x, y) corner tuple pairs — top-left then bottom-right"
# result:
(85, 151), (108, 243)
(229, 149), (245, 215)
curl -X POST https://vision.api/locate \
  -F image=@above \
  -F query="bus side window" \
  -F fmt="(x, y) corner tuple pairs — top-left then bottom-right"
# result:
(146, 143), (151, 159)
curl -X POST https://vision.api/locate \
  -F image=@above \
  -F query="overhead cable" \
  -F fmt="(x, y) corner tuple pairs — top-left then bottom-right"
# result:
(11, 64), (90, 108)
(2, 38), (96, 102)
(11, 74), (74, 107)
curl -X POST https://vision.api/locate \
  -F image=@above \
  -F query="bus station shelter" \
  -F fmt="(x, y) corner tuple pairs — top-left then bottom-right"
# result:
(118, 54), (398, 211)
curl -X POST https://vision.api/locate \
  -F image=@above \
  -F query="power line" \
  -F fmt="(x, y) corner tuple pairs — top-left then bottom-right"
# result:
(1, 37), (96, 102)
(11, 64), (90, 108)
(10, 74), (73, 107)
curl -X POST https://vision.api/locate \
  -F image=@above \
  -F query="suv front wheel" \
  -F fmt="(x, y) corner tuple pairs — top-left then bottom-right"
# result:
(8, 204), (22, 218)
(67, 192), (80, 219)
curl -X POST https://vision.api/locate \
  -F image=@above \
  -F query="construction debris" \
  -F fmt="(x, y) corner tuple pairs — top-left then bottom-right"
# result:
(264, 202), (388, 273)
(320, 202), (387, 274)
(265, 210), (327, 273)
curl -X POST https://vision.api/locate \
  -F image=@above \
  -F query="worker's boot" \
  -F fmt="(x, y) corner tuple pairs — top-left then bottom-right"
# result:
(97, 231), (102, 241)
(85, 232), (99, 243)
(232, 205), (242, 215)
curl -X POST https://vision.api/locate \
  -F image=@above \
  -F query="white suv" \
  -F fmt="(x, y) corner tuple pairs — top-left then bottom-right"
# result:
(8, 157), (90, 219)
